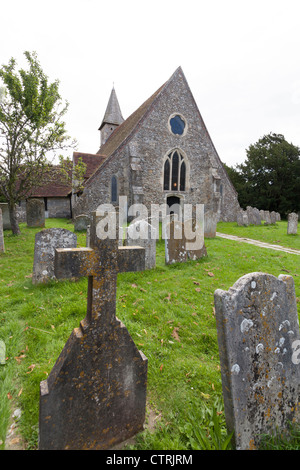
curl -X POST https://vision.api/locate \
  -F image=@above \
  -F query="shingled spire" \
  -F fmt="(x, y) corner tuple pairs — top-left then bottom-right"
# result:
(99, 87), (124, 146)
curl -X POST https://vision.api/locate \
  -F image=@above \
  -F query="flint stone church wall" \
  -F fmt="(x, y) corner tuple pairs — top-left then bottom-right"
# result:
(73, 69), (239, 226)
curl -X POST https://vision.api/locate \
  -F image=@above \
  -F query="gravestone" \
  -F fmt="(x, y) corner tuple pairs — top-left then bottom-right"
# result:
(165, 219), (187, 264)
(74, 214), (90, 231)
(259, 210), (265, 221)
(204, 210), (217, 237)
(185, 218), (207, 260)
(270, 211), (277, 224)
(0, 208), (4, 252)
(246, 206), (255, 225)
(253, 208), (261, 225)
(237, 210), (249, 226)
(32, 228), (77, 284)
(264, 211), (271, 225)
(39, 211), (147, 450)
(124, 219), (157, 269)
(26, 199), (45, 228)
(287, 212), (298, 234)
(214, 272), (300, 450)
(0, 203), (11, 230)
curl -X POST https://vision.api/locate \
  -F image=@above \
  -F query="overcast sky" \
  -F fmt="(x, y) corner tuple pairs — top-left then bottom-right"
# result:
(1, 0), (300, 167)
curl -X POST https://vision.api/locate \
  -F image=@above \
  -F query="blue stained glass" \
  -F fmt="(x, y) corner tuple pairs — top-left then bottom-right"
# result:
(170, 115), (185, 135)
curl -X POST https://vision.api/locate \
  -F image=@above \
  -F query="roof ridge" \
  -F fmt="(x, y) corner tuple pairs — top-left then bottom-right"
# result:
(85, 68), (183, 186)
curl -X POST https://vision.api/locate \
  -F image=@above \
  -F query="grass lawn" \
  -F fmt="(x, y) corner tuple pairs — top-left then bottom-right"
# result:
(0, 219), (299, 450)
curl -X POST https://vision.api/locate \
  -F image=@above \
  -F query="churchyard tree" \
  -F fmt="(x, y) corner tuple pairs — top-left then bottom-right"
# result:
(228, 133), (300, 216)
(0, 51), (78, 235)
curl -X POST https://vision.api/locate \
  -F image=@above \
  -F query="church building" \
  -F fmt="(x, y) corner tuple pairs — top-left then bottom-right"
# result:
(72, 67), (240, 235)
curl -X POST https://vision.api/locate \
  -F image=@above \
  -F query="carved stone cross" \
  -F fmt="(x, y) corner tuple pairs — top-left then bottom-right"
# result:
(39, 211), (147, 450)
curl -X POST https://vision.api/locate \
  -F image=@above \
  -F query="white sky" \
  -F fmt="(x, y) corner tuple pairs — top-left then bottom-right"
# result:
(1, 0), (300, 166)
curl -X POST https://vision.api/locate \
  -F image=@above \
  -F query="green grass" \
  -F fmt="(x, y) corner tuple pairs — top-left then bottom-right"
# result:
(217, 219), (300, 250)
(0, 219), (299, 450)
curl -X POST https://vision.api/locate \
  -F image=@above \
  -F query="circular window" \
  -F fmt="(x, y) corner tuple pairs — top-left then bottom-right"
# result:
(169, 114), (186, 136)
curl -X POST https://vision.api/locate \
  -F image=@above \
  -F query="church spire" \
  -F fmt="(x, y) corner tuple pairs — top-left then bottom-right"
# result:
(99, 87), (124, 146)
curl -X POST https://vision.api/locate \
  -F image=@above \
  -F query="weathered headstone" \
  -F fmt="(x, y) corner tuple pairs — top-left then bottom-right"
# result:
(32, 228), (77, 284)
(264, 211), (271, 225)
(74, 214), (90, 231)
(253, 208), (261, 225)
(237, 210), (248, 226)
(287, 212), (298, 235)
(39, 211), (147, 450)
(204, 210), (217, 237)
(214, 272), (300, 450)
(270, 211), (277, 224)
(26, 199), (45, 228)
(259, 210), (265, 221)
(0, 208), (4, 253)
(246, 206), (255, 225)
(276, 212), (281, 221)
(185, 218), (207, 260)
(165, 219), (187, 264)
(125, 219), (157, 269)
(0, 203), (11, 230)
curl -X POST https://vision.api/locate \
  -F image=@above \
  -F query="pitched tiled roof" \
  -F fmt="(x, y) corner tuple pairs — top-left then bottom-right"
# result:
(95, 82), (166, 160)
(29, 165), (72, 198)
(73, 152), (106, 179)
(81, 70), (184, 188)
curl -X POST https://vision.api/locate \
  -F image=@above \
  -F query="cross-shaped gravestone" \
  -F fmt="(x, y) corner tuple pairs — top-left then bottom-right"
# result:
(214, 272), (300, 450)
(39, 211), (147, 450)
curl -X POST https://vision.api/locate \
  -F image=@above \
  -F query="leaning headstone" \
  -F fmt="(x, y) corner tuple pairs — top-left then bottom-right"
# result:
(0, 208), (4, 253)
(165, 219), (187, 264)
(125, 219), (157, 269)
(264, 211), (271, 225)
(39, 211), (147, 450)
(287, 212), (298, 235)
(26, 199), (45, 228)
(32, 228), (77, 284)
(214, 272), (300, 450)
(74, 214), (90, 231)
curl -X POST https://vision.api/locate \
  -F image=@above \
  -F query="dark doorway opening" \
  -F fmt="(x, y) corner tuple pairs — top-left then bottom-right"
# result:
(166, 196), (181, 217)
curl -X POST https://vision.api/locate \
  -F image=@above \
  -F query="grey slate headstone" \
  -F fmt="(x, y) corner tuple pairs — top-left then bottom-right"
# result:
(26, 198), (45, 228)
(32, 228), (77, 284)
(214, 272), (300, 450)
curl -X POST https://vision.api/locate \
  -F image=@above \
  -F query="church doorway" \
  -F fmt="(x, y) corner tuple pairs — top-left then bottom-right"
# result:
(167, 196), (181, 218)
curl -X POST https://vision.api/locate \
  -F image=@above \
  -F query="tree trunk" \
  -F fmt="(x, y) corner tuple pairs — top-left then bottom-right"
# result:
(9, 201), (21, 235)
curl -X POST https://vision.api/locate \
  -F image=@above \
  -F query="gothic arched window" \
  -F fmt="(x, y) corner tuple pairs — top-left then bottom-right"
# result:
(163, 149), (187, 192)
(111, 175), (118, 202)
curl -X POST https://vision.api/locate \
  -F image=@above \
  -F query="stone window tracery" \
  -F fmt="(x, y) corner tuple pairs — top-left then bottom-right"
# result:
(163, 149), (186, 191)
